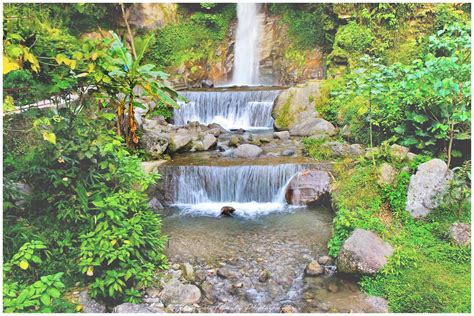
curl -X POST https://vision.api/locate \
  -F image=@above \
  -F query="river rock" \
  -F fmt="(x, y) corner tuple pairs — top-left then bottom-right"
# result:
(141, 131), (169, 158)
(141, 160), (167, 174)
(390, 144), (409, 162)
(448, 223), (471, 246)
(318, 256), (333, 265)
(234, 144), (263, 159)
(378, 163), (397, 185)
(289, 118), (336, 137)
(406, 159), (453, 217)
(281, 305), (298, 313)
(365, 296), (389, 313)
(220, 206), (235, 217)
(180, 262), (195, 282)
(285, 170), (331, 205)
(216, 267), (237, 279)
(168, 131), (194, 153)
(304, 261), (324, 276)
(112, 303), (158, 313)
(272, 80), (320, 130)
(202, 134), (217, 151)
(281, 149), (295, 156)
(79, 290), (106, 313)
(229, 135), (244, 147)
(208, 123), (227, 133)
(273, 131), (290, 140)
(337, 229), (393, 275)
(258, 269), (271, 282)
(159, 278), (201, 305)
(148, 197), (164, 211)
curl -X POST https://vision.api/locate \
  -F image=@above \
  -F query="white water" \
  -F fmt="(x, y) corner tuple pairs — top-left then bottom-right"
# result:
(174, 90), (280, 129)
(231, 3), (262, 85)
(167, 164), (316, 218)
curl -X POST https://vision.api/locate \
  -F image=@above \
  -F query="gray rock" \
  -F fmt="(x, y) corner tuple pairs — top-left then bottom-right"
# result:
(159, 278), (201, 305)
(141, 132), (169, 158)
(365, 296), (389, 313)
(280, 305), (298, 313)
(378, 163), (397, 185)
(341, 125), (352, 140)
(273, 131), (290, 140)
(112, 303), (158, 313)
(208, 123), (227, 133)
(349, 144), (365, 157)
(10, 182), (32, 207)
(390, 144), (409, 162)
(406, 159), (453, 217)
(289, 118), (336, 137)
(448, 223), (471, 246)
(201, 79), (214, 88)
(281, 149), (295, 156)
(317, 255), (333, 265)
(180, 262), (195, 282)
(141, 160), (167, 174)
(168, 131), (194, 153)
(148, 197), (164, 211)
(202, 134), (217, 151)
(285, 170), (331, 205)
(337, 229), (393, 275)
(216, 267), (237, 279)
(305, 261), (324, 276)
(233, 144), (263, 159)
(322, 141), (350, 157)
(79, 290), (106, 313)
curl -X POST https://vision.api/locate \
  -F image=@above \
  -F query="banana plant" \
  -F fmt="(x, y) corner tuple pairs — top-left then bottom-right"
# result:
(94, 31), (179, 147)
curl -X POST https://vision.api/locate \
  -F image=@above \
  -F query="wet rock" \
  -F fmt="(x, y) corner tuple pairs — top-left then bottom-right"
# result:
(234, 128), (246, 134)
(202, 134), (217, 151)
(220, 206), (236, 217)
(259, 137), (271, 144)
(141, 160), (167, 174)
(281, 149), (295, 157)
(258, 269), (271, 282)
(79, 290), (106, 313)
(112, 303), (158, 313)
(365, 296), (389, 313)
(285, 170), (331, 205)
(280, 305), (298, 313)
(181, 262), (195, 282)
(229, 135), (243, 147)
(448, 223), (471, 246)
(274, 131), (290, 140)
(289, 118), (336, 137)
(304, 261), (324, 276)
(159, 278), (201, 305)
(406, 159), (453, 217)
(234, 144), (263, 159)
(216, 267), (237, 279)
(390, 144), (409, 162)
(201, 79), (214, 88)
(317, 255), (333, 265)
(141, 132), (169, 158)
(148, 197), (164, 211)
(337, 229), (393, 275)
(378, 163), (397, 185)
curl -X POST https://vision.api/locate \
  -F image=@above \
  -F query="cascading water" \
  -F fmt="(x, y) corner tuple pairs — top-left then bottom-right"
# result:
(174, 89), (280, 129)
(165, 163), (317, 218)
(231, 3), (262, 85)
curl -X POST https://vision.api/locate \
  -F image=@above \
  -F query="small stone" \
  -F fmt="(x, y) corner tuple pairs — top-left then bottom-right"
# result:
(281, 149), (295, 156)
(180, 262), (195, 282)
(216, 267), (236, 279)
(378, 163), (397, 185)
(304, 261), (324, 276)
(112, 303), (157, 313)
(317, 255), (333, 265)
(280, 305), (298, 313)
(220, 206), (235, 217)
(258, 270), (271, 282)
(232, 282), (243, 288)
(390, 144), (409, 162)
(274, 131), (290, 140)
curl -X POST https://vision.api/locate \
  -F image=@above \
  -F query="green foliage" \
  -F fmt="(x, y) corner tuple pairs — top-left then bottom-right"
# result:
(302, 137), (332, 161)
(328, 21), (374, 66)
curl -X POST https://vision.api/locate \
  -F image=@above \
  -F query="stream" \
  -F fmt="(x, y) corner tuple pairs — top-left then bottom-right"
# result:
(149, 86), (383, 312)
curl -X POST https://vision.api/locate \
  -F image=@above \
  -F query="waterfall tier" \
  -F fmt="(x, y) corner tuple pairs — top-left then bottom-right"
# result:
(164, 163), (317, 218)
(174, 89), (281, 129)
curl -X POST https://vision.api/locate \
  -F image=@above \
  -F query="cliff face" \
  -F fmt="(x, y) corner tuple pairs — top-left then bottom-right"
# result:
(125, 3), (178, 30)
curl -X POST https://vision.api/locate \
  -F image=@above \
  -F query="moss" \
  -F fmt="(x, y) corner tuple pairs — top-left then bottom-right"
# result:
(275, 92), (295, 129)
(302, 137), (332, 161)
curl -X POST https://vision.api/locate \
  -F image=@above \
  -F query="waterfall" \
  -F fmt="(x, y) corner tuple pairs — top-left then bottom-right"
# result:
(231, 3), (262, 85)
(174, 89), (280, 129)
(164, 163), (316, 218)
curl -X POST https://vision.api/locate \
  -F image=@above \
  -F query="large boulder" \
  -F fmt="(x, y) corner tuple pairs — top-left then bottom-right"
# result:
(285, 170), (331, 205)
(337, 229), (393, 275)
(406, 159), (453, 217)
(448, 223), (471, 246)
(168, 130), (195, 153)
(141, 132), (169, 158)
(289, 118), (336, 137)
(272, 80), (321, 130)
(112, 303), (158, 313)
(159, 278), (201, 305)
(233, 144), (263, 159)
(202, 133), (217, 151)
